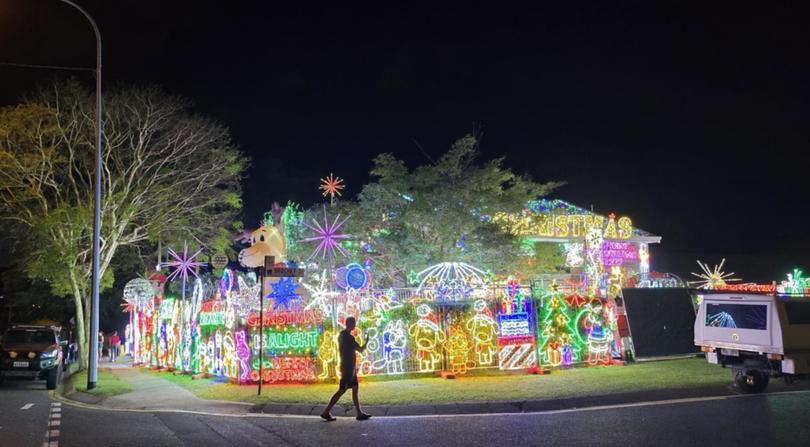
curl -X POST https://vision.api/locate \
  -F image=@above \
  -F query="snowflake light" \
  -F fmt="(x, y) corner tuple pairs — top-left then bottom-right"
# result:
(302, 207), (352, 262)
(319, 173), (345, 200)
(266, 277), (302, 310)
(163, 241), (206, 297)
(232, 276), (261, 317)
(303, 270), (340, 315)
(689, 259), (741, 289)
(417, 262), (487, 301)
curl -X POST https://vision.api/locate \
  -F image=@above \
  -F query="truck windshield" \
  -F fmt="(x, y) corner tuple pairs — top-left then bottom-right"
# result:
(3, 330), (55, 344)
(705, 303), (767, 330)
(784, 301), (810, 325)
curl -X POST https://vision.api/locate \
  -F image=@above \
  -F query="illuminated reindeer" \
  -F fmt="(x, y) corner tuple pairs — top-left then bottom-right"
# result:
(238, 202), (287, 267)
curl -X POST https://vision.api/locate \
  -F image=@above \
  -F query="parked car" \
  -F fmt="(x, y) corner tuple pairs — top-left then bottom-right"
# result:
(694, 291), (810, 392)
(0, 325), (66, 390)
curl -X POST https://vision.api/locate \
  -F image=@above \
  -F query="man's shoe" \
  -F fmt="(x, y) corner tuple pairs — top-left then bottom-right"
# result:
(320, 413), (336, 422)
(356, 413), (372, 420)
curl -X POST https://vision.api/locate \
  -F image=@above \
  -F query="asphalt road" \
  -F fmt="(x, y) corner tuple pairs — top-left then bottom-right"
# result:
(2, 378), (810, 447)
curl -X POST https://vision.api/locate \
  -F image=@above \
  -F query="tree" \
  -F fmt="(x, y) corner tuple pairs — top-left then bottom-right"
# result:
(316, 135), (561, 286)
(0, 81), (246, 369)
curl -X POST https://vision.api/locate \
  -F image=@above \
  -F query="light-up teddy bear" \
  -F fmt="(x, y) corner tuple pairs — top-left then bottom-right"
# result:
(409, 304), (445, 372)
(446, 324), (471, 375)
(466, 300), (498, 365)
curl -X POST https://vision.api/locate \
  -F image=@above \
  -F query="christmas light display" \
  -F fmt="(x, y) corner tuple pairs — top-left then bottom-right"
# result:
(466, 300), (498, 365)
(303, 269), (340, 315)
(128, 246), (636, 387)
(302, 207), (352, 262)
(163, 241), (206, 297)
(416, 262), (487, 301)
(409, 304), (445, 372)
(319, 173), (345, 200)
(266, 277), (302, 310)
(689, 259), (741, 289)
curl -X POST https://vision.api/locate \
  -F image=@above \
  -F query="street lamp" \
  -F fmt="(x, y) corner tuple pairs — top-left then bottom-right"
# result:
(58, 0), (103, 390)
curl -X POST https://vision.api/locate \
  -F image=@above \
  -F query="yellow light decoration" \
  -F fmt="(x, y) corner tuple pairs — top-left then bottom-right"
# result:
(466, 300), (498, 365)
(408, 304), (445, 372)
(446, 324), (473, 375)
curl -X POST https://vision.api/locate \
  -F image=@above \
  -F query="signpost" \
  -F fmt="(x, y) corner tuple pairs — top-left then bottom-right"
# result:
(257, 257), (303, 395)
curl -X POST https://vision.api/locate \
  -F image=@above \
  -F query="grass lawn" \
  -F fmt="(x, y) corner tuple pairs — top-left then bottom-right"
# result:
(69, 368), (133, 397)
(147, 357), (731, 406)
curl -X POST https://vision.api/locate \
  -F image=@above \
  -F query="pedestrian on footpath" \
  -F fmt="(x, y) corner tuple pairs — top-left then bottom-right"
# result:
(98, 331), (104, 361)
(109, 331), (120, 362)
(320, 316), (372, 421)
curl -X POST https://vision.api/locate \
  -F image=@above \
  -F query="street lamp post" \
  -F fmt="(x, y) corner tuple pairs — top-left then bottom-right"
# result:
(59, 0), (103, 390)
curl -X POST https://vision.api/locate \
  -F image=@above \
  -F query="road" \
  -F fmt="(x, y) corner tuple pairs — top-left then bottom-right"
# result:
(2, 378), (810, 446)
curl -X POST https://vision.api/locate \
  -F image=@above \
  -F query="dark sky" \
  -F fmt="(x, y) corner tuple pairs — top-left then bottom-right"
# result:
(1, 0), (808, 282)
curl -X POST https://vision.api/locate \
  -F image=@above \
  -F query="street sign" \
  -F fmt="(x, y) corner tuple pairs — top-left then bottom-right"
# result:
(267, 267), (304, 277)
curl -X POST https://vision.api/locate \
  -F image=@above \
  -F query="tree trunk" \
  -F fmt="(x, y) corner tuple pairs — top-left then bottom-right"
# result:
(68, 269), (89, 371)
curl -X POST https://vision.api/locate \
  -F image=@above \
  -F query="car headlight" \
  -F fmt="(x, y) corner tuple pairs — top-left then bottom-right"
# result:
(8, 351), (18, 359)
(28, 352), (37, 359)
(40, 349), (59, 359)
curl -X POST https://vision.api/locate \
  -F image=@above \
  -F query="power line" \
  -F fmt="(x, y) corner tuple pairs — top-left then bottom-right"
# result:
(0, 61), (94, 72)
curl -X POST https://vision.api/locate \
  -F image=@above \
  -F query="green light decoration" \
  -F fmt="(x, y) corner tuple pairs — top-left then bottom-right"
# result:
(254, 326), (321, 356)
(537, 290), (580, 367)
(282, 201), (305, 253)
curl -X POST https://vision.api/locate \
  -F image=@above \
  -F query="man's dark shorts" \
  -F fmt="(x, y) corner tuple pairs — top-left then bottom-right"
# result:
(339, 373), (358, 389)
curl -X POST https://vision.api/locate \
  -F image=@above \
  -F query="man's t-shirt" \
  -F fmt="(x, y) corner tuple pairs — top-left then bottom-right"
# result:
(338, 329), (360, 376)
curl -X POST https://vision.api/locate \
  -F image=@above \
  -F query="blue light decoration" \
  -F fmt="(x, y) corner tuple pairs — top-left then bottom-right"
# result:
(220, 268), (234, 297)
(335, 262), (371, 291)
(266, 277), (302, 310)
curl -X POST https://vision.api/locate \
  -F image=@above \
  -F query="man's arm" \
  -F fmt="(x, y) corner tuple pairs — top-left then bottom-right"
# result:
(355, 334), (368, 353)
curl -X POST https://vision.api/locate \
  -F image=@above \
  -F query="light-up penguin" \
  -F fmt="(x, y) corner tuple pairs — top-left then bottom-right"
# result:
(408, 304), (445, 372)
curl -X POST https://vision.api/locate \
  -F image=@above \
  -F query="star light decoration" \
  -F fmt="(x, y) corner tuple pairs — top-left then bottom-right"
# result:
(302, 207), (352, 262)
(319, 173), (345, 200)
(689, 259), (741, 289)
(163, 241), (206, 298)
(266, 277), (302, 310)
(303, 270), (340, 315)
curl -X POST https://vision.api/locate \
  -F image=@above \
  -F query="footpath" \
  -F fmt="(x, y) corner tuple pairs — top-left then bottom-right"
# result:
(55, 362), (800, 418)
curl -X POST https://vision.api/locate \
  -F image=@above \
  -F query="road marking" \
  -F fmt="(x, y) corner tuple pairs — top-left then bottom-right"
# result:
(44, 402), (62, 447)
(21, 403), (35, 410)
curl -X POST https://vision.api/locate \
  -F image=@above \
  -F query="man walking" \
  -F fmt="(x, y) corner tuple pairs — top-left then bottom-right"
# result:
(109, 331), (120, 362)
(320, 317), (372, 421)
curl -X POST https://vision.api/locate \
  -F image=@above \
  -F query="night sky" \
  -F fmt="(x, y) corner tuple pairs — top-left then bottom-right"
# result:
(1, 0), (808, 282)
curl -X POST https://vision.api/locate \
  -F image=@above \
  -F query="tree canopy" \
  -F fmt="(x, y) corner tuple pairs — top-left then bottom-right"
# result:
(292, 135), (562, 286)
(0, 81), (246, 367)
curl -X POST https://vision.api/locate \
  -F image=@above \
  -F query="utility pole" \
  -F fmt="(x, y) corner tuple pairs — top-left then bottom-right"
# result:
(59, 0), (103, 390)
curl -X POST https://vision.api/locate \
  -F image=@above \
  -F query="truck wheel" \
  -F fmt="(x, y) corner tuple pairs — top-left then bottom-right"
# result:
(46, 368), (60, 390)
(734, 369), (769, 393)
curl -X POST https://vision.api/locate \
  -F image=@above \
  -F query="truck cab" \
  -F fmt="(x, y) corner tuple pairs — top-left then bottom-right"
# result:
(694, 292), (810, 392)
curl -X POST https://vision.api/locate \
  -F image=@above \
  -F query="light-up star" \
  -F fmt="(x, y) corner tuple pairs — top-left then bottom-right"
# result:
(267, 277), (302, 310)
(163, 241), (206, 297)
(688, 258), (741, 289)
(302, 206), (352, 261)
(319, 173), (345, 199)
(303, 270), (339, 315)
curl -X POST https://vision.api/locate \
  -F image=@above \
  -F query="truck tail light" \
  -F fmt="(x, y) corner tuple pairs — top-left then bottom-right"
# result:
(767, 353), (783, 360)
(701, 346), (715, 353)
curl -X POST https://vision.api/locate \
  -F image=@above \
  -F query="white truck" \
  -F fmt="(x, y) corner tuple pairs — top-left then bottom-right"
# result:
(694, 292), (810, 392)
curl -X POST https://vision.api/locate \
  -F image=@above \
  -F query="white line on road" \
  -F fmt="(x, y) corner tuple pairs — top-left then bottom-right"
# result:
(21, 403), (35, 410)
(51, 388), (810, 420)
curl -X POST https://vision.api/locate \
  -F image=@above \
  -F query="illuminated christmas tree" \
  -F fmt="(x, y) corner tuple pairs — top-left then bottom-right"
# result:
(538, 290), (577, 367)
